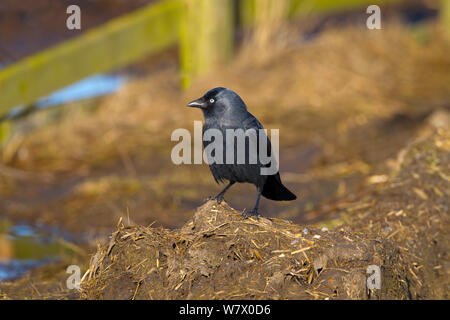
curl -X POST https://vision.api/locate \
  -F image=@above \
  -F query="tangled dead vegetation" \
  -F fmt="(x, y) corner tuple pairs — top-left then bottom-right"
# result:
(82, 200), (380, 299)
(2, 21), (450, 234)
(81, 129), (449, 300)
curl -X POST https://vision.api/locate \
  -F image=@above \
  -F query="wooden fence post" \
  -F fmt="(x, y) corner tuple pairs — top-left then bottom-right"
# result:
(442, 0), (450, 35)
(240, 0), (290, 27)
(179, 0), (234, 89)
(0, 0), (182, 116)
(0, 121), (11, 149)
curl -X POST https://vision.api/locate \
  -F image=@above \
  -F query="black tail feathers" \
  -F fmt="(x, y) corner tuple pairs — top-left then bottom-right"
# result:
(261, 173), (297, 201)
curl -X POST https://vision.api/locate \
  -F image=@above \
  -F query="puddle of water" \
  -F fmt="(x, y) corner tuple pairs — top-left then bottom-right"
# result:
(35, 73), (127, 109)
(0, 219), (74, 281)
(2, 71), (127, 119)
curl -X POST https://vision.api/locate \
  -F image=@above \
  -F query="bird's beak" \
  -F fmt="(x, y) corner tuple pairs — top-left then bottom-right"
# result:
(187, 98), (207, 109)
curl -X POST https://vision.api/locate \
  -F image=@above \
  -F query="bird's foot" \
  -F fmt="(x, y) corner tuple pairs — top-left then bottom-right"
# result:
(204, 194), (224, 204)
(242, 209), (260, 219)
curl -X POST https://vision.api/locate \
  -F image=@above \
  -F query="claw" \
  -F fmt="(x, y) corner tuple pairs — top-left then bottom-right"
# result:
(203, 195), (224, 204)
(242, 209), (260, 219)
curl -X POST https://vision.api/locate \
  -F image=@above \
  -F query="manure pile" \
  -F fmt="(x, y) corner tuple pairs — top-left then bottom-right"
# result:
(81, 128), (449, 300)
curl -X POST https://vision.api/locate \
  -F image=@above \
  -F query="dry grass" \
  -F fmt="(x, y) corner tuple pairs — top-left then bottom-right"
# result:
(80, 129), (449, 300)
(0, 17), (449, 299)
(0, 19), (449, 235)
(3, 22), (450, 173)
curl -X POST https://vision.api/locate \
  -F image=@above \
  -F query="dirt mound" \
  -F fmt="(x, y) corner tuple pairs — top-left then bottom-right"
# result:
(81, 200), (382, 299)
(80, 129), (449, 300)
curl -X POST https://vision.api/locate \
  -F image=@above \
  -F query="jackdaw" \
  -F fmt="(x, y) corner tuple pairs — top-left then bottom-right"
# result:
(187, 87), (296, 217)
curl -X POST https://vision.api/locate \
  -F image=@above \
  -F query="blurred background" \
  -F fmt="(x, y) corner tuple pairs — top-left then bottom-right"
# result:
(0, 0), (449, 296)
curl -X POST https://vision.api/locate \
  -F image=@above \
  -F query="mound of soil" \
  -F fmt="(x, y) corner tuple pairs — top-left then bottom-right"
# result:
(81, 128), (449, 299)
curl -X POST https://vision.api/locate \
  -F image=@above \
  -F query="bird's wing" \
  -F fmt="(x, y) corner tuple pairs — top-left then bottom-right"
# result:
(242, 114), (278, 171)
(242, 113), (264, 131)
(242, 113), (270, 148)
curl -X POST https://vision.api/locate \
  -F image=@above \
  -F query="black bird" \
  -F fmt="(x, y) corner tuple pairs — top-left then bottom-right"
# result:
(187, 87), (296, 218)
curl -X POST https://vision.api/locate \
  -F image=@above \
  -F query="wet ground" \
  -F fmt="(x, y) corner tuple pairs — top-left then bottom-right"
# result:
(0, 1), (449, 299)
(81, 126), (449, 300)
(0, 219), (77, 281)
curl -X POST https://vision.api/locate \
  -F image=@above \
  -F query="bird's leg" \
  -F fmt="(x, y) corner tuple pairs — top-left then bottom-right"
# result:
(205, 181), (235, 204)
(243, 189), (261, 219)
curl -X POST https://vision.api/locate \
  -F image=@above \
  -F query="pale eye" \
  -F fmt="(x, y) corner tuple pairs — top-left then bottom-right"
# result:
(209, 98), (215, 104)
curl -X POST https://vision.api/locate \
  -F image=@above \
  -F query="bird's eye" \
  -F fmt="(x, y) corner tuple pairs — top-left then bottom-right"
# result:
(209, 98), (215, 104)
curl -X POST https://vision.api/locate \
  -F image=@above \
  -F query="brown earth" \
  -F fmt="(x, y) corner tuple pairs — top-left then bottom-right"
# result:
(1, 127), (448, 299)
(0, 18), (449, 299)
(1, 21), (449, 238)
(80, 128), (449, 299)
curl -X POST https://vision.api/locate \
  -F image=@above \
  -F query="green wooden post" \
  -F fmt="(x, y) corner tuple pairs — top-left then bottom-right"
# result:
(240, 0), (289, 27)
(240, 0), (257, 27)
(179, 0), (234, 89)
(442, 0), (450, 35)
(0, 121), (12, 148)
(0, 0), (182, 116)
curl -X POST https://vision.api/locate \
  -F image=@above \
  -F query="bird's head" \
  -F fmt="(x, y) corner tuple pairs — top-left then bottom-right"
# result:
(187, 87), (247, 118)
